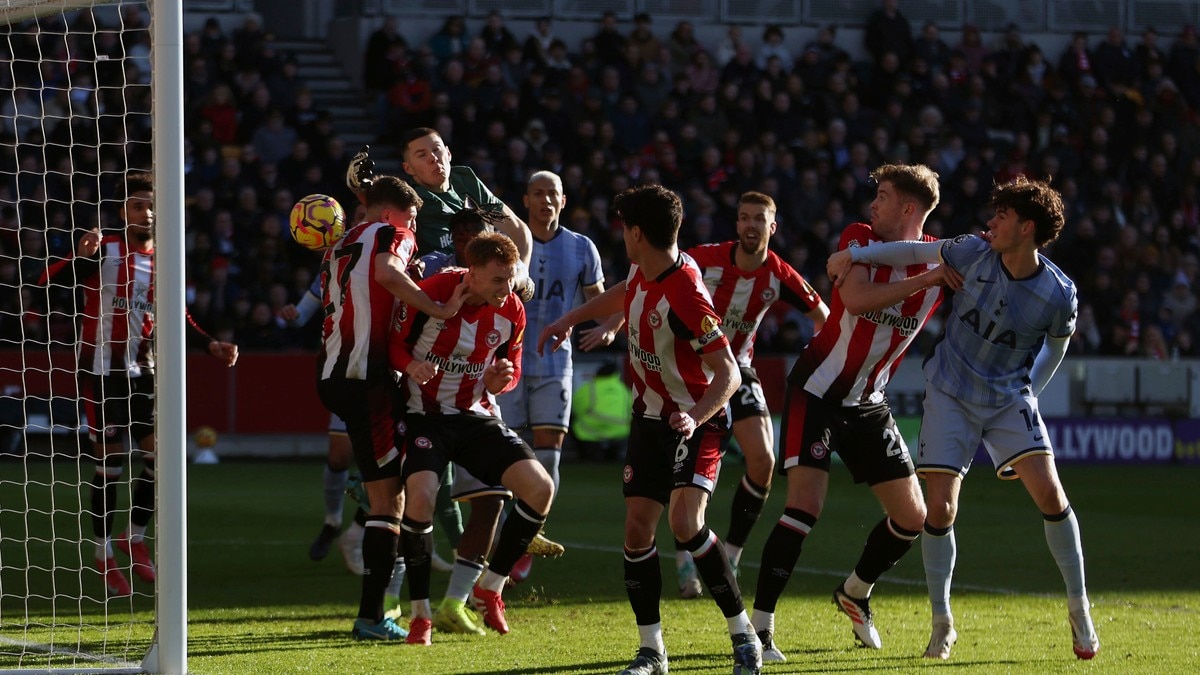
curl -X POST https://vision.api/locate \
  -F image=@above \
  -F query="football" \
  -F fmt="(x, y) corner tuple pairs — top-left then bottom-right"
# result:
(194, 426), (218, 448)
(289, 194), (346, 250)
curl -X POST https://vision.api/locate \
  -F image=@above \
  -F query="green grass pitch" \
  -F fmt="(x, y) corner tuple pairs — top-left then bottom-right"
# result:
(2, 459), (1198, 673)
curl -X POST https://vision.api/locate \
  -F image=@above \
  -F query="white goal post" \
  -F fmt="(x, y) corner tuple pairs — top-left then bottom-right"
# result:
(0, 1), (185, 673)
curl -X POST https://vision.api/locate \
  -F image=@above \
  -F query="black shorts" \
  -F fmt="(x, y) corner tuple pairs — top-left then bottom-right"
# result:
(401, 413), (535, 488)
(317, 377), (404, 482)
(78, 372), (154, 446)
(780, 385), (914, 485)
(728, 366), (769, 422)
(622, 415), (725, 505)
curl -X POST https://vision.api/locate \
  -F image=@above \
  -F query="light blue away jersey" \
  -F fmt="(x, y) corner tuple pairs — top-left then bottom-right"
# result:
(525, 226), (604, 377)
(926, 235), (1077, 407)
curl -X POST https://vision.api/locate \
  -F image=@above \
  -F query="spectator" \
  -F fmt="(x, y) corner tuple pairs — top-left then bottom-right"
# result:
(478, 11), (518, 58)
(1094, 26), (1136, 87)
(429, 15), (469, 63)
(756, 25), (792, 72)
(592, 11), (627, 68)
(363, 16), (406, 92)
(685, 50), (719, 94)
(1058, 31), (1094, 89)
(523, 16), (555, 66)
(628, 13), (661, 64)
(666, 20), (700, 73)
(956, 23), (990, 75)
(913, 21), (951, 74)
(864, 0), (912, 65)
(251, 109), (297, 165)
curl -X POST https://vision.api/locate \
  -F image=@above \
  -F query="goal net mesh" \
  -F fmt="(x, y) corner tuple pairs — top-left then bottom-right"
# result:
(0, 0), (155, 671)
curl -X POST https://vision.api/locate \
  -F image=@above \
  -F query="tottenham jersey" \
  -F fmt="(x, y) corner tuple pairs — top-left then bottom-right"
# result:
(524, 227), (604, 377)
(926, 234), (1078, 407)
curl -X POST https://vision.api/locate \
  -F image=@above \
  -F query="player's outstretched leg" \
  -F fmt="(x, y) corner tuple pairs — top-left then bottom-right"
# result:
(751, 507), (818, 662)
(1043, 506), (1098, 659)
(833, 516), (921, 649)
(622, 544), (667, 675)
(922, 522), (957, 658)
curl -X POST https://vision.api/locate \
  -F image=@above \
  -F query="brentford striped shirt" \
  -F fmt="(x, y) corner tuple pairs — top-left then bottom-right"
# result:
(794, 222), (943, 406)
(687, 242), (822, 367)
(318, 220), (417, 382)
(76, 236), (155, 376)
(625, 254), (729, 419)
(390, 270), (526, 416)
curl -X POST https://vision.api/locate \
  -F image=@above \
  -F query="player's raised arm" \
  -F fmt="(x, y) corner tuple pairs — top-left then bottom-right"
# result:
(835, 253), (960, 315)
(375, 248), (466, 320)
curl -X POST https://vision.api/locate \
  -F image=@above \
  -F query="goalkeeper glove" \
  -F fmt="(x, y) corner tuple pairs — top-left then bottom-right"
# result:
(346, 145), (375, 194)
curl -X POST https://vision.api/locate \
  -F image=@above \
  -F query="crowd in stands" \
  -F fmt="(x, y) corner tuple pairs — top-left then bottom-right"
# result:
(4, 4), (1200, 361)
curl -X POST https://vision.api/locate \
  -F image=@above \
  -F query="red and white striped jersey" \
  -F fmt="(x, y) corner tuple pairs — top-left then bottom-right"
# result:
(318, 220), (417, 382)
(76, 236), (155, 376)
(390, 271), (526, 416)
(624, 255), (729, 419)
(794, 222), (943, 406)
(687, 242), (823, 367)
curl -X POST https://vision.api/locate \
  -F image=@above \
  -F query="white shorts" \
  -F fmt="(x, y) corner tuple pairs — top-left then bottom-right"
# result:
(916, 383), (1052, 480)
(450, 463), (512, 502)
(494, 374), (571, 432)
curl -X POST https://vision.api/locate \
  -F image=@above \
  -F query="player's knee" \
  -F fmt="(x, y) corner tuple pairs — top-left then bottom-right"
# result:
(746, 451), (775, 485)
(513, 465), (554, 512)
(1030, 483), (1069, 515)
(403, 478), (438, 519)
(666, 509), (704, 541)
(925, 499), (956, 529)
(891, 504), (926, 533)
(624, 520), (657, 550)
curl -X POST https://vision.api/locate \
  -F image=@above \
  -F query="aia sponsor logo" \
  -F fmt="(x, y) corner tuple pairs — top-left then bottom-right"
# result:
(486, 329), (502, 348)
(809, 441), (828, 460)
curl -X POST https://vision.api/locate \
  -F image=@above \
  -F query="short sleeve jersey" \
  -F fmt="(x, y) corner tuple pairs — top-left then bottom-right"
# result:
(927, 234), (1078, 407)
(318, 220), (417, 382)
(794, 222), (943, 406)
(78, 236), (156, 377)
(686, 242), (822, 367)
(390, 271), (526, 417)
(410, 166), (504, 255)
(624, 254), (729, 419)
(525, 226), (604, 377)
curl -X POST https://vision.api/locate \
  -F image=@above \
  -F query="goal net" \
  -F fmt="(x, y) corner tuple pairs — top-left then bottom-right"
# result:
(0, 1), (184, 673)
